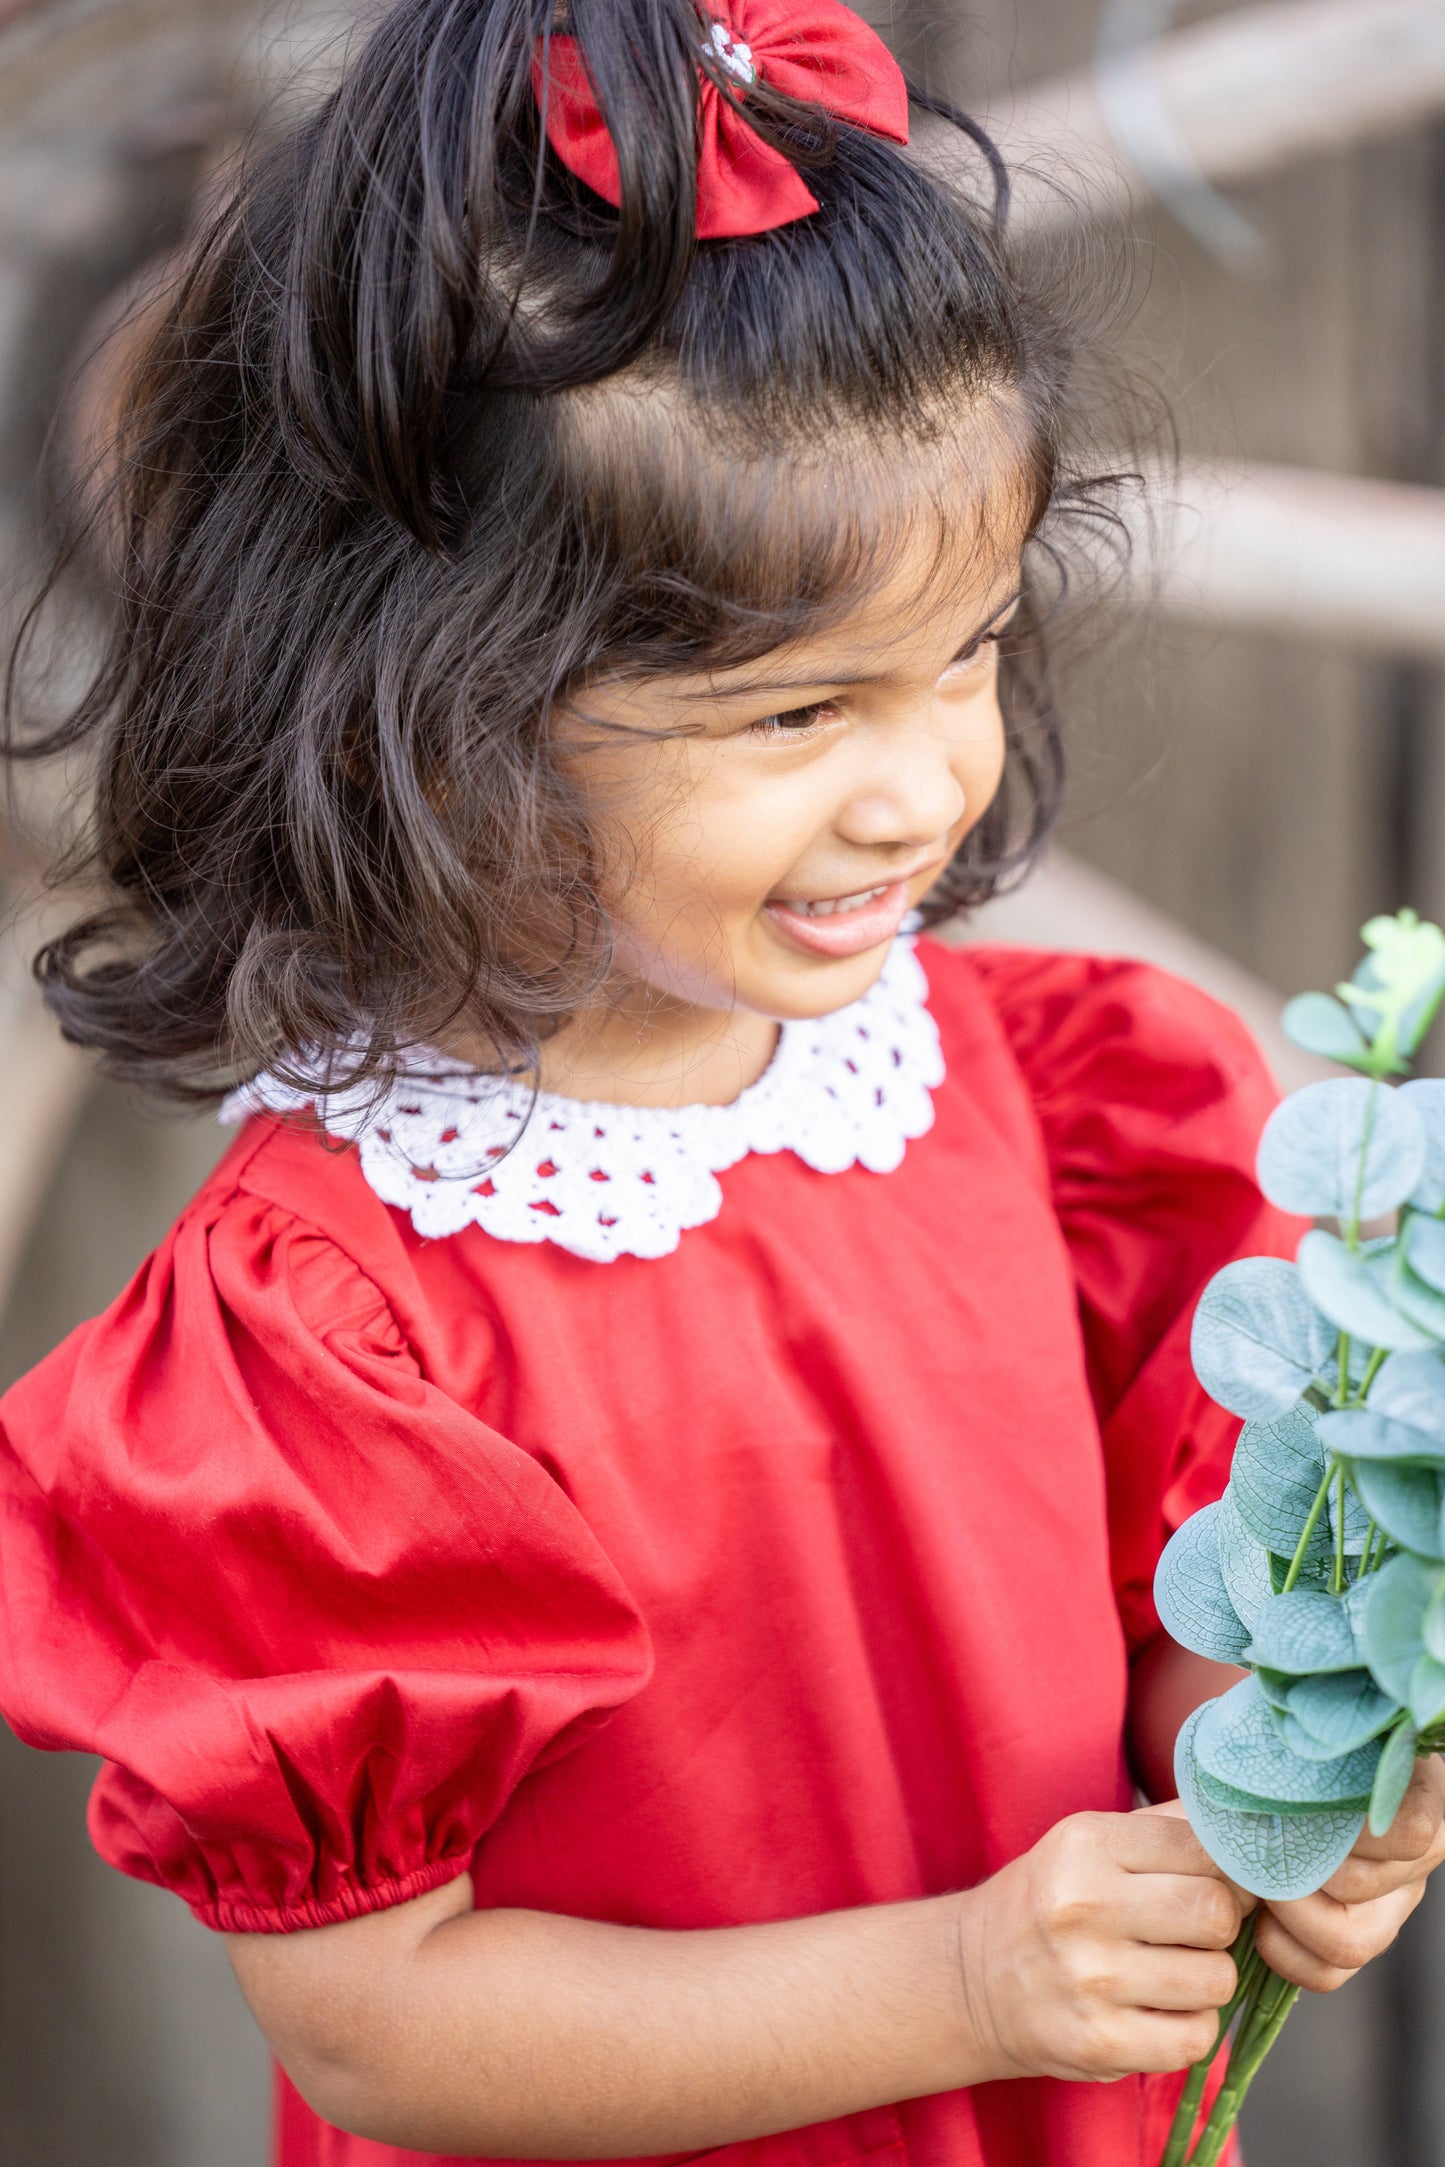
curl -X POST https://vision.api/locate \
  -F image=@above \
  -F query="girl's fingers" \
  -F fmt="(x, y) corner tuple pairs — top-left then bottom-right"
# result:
(1342, 1756), (1445, 1864)
(1115, 1873), (1245, 1952)
(1258, 1878), (1425, 1981)
(1321, 1828), (1445, 1906)
(1111, 1943), (1240, 2014)
(1251, 1910), (1359, 1995)
(1114, 2011), (1226, 2078)
(1112, 1808), (1230, 1878)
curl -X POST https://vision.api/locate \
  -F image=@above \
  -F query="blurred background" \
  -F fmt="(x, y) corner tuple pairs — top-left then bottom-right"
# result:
(2, 0), (1444, 2158)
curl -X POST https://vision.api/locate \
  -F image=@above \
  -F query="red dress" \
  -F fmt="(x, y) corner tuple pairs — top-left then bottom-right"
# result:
(0, 942), (1293, 2167)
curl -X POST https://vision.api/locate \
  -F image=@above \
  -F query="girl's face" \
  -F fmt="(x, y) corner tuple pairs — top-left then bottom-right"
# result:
(564, 523), (1020, 1058)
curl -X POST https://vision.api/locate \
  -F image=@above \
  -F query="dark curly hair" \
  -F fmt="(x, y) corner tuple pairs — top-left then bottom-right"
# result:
(6, 0), (1118, 1103)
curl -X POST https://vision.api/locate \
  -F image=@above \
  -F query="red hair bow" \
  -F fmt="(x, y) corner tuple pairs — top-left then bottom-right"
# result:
(533, 0), (910, 241)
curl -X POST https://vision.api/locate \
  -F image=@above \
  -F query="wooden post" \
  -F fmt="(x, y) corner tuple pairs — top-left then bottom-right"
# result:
(912, 0), (1445, 233)
(1114, 460), (1445, 661)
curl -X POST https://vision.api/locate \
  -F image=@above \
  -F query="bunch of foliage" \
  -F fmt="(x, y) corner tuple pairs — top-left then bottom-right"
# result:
(1156, 911), (1445, 2166)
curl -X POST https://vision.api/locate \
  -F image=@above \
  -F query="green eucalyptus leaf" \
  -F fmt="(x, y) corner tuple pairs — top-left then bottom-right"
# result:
(1192, 1764), (1333, 1815)
(1190, 1258), (1335, 1419)
(1384, 1252), (1445, 1339)
(1409, 1653), (1445, 1730)
(1195, 1677), (1381, 1809)
(1153, 1505), (1251, 1664)
(1281, 992), (1372, 1069)
(1284, 1670), (1401, 1757)
(1344, 913), (1445, 1068)
(1217, 1486), (1275, 1632)
(1297, 1231), (1435, 1352)
(1399, 1080), (1445, 1211)
(1370, 1350), (1445, 1436)
(1369, 1719), (1422, 1837)
(1245, 1589), (1359, 1676)
(1276, 1550), (1334, 1595)
(1255, 1666), (1298, 1713)
(1361, 1553), (1444, 1701)
(1330, 1464), (1373, 1555)
(1424, 1586), (1445, 1665)
(1406, 1216), (1445, 1299)
(1350, 1459), (1445, 1560)
(1175, 1703), (1367, 1900)
(1344, 1572), (1378, 1630)
(1319, 1407), (1445, 1465)
(1258, 1080), (1425, 1221)
(1231, 1407), (1331, 1558)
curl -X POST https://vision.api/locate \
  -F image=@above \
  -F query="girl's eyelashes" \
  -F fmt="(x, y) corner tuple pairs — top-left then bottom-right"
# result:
(943, 627), (1006, 675)
(747, 702), (836, 739)
(739, 617), (1014, 736)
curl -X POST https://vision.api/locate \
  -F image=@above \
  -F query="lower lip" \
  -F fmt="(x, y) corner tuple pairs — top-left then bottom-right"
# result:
(764, 881), (913, 959)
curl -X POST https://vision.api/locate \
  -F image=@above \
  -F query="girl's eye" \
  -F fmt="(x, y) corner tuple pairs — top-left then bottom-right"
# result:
(748, 702), (832, 738)
(943, 630), (1003, 678)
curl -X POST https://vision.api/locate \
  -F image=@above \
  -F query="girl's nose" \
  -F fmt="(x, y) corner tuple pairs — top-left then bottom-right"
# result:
(834, 718), (967, 851)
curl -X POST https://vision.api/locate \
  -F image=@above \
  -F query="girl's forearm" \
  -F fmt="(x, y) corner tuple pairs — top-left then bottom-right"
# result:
(230, 1876), (982, 2157)
(1128, 1633), (1246, 1802)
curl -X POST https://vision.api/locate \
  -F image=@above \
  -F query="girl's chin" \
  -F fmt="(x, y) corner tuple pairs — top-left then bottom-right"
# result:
(734, 931), (897, 1022)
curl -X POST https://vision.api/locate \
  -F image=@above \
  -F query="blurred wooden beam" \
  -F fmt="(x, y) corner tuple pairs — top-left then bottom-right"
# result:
(1120, 460), (1445, 661)
(914, 0), (1445, 234)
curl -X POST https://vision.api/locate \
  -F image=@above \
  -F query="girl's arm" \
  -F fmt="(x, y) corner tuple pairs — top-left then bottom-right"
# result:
(1127, 1631), (1245, 1805)
(229, 1814), (1241, 2158)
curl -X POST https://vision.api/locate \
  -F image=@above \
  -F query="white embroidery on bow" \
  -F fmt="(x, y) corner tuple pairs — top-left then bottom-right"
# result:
(703, 20), (757, 85)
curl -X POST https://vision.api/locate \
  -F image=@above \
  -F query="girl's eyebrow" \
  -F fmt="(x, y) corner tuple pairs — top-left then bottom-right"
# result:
(679, 589), (1024, 702)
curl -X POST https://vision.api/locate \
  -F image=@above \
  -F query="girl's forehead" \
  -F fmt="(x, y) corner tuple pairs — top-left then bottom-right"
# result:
(714, 535), (1022, 688)
(568, 370), (1040, 625)
(721, 440), (1032, 662)
(820, 512), (1024, 641)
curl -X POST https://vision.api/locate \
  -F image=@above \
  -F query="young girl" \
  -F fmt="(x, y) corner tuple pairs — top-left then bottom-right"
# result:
(2, 2), (1442, 2162)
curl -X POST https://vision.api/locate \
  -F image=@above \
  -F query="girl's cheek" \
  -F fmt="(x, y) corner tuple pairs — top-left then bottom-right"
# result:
(952, 690), (1008, 829)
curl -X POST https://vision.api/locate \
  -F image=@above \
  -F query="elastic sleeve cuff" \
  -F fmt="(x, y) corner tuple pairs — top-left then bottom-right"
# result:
(196, 1856), (471, 1934)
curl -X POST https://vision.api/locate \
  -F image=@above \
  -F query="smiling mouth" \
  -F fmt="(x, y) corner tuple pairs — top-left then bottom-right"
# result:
(764, 878), (919, 960)
(774, 884), (891, 918)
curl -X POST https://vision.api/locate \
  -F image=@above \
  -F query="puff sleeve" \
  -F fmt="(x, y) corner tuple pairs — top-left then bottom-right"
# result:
(970, 947), (1306, 1654)
(0, 1188), (652, 1932)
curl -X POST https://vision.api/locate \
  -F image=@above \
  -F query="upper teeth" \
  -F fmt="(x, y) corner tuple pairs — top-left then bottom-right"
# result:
(785, 886), (888, 918)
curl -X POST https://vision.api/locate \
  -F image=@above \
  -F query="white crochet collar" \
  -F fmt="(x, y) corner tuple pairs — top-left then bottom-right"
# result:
(224, 939), (942, 1264)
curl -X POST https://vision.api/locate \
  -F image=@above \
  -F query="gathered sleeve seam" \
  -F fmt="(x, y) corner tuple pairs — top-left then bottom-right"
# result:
(205, 1856), (471, 1935)
(214, 1121), (426, 1365)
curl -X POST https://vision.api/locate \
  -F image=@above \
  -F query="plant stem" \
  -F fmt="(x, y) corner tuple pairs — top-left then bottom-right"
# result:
(1160, 2052), (1210, 2167)
(1353, 1346), (1387, 1404)
(1183, 1959), (1272, 2166)
(1344, 1081), (1379, 1250)
(1333, 1332), (1352, 1408)
(1186, 1966), (1300, 2166)
(1332, 1465), (1346, 1593)
(1282, 1461), (1336, 1592)
(1158, 1919), (1258, 2167)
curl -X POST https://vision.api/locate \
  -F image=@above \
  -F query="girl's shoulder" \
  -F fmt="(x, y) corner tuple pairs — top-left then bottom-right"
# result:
(916, 933), (1280, 1149)
(173, 1107), (416, 1302)
(12, 1112), (436, 1422)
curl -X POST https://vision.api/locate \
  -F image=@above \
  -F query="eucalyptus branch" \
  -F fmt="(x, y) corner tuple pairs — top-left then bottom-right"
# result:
(1154, 909), (1445, 2164)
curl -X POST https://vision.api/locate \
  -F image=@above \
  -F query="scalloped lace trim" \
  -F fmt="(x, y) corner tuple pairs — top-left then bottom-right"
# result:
(222, 940), (942, 1264)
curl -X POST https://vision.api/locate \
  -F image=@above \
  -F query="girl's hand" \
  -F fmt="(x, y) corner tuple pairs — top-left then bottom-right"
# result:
(956, 1806), (1246, 2084)
(1254, 1755), (1445, 1992)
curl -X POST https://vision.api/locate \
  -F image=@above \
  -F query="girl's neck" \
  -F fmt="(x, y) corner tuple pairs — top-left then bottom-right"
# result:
(535, 981), (781, 1110)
